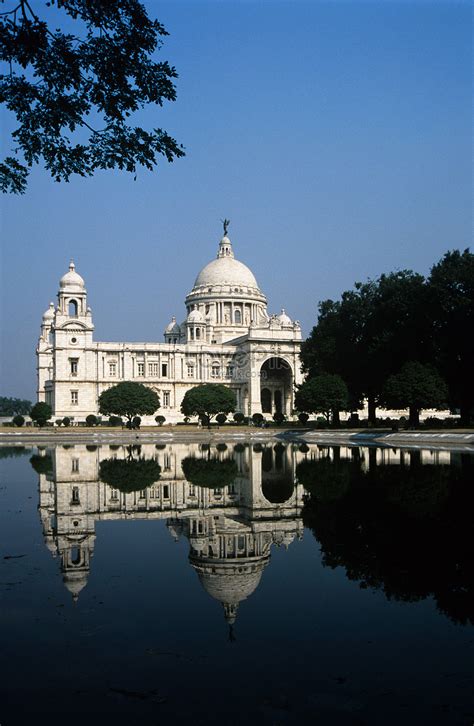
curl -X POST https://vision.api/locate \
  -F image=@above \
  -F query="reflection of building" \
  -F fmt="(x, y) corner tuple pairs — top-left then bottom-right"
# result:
(37, 443), (304, 620)
(37, 227), (303, 422)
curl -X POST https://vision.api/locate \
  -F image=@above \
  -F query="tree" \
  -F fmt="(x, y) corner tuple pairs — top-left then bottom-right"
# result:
(180, 384), (236, 428)
(273, 412), (285, 425)
(0, 396), (31, 415)
(233, 412), (245, 424)
(0, 0), (184, 194)
(295, 374), (348, 424)
(98, 381), (159, 427)
(30, 401), (52, 427)
(62, 416), (70, 427)
(108, 415), (123, 427)
(85, 414), (98, 426)
(215, 413), (227, 425)
(99, 456), (161, 493)
(428, 249), (474, 424)
(30, 452), (53, 474)
(298, 412), (309, 425)
(381, 361), (448, 427)
(12, 414), (25, 427)
(155, 415), (166, 426)
(302, 271), (431, 423)
(181, 456), (238, 489)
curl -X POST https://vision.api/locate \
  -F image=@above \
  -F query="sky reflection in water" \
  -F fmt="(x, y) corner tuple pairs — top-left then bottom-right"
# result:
(0, 442), (473, 725)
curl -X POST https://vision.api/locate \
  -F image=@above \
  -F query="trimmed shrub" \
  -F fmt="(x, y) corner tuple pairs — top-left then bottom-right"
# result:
(62, 417), (71, 427)
(86, 414), (98, 427)
(12, 414), (25, 427)
(216, 413), (227, 425)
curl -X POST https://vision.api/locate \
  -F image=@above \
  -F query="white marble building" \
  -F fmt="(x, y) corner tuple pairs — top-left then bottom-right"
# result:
(37, 228), (303, 423)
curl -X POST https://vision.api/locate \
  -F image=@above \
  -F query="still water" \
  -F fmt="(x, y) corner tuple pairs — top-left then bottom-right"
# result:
(0, 441), (472, 725)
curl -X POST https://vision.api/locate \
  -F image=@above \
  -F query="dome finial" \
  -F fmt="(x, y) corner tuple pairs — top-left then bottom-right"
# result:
(69, 260), (75, 271)
(221, 218), (230, 236)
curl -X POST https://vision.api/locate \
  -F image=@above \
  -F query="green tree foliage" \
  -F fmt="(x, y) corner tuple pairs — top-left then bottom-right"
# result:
(98, 382), (159, 426)
(85, 414), (98, 427)
(0, 446), (28, 459)
(12, 414), (25, 427)
(0, 0), (184, 193)
(155, 415), (166, 426)
(180, 384), (236, 427)
(428, 249), (474, 423)
(273, 412), (286, 425)
(302, 451), (474, 625)
(62, 416), (71, 427)
(233, 412), (245, 424)
(301, 271), (430, 422)
(30, 401), (52, 427)
(108, 415), (123, 427)
(30, 452), (53, 474)
(298, 412), (309, 425)
(381, 361), (448, 427)
(99, 456), (161, 493)
(0, 396), (31, 415)
(181, 456), (238, 489)
(215, 413), (227, 425)
(295, 374), (348, 423)
(252, 412), (264, 425)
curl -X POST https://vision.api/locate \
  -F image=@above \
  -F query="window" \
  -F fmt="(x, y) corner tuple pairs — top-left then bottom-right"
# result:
(109, 362), (117, 376)
(137, 362), (144, 376)
(226, 365), (234, 378)
(163, 454), (171, 471)
(235, 309), (242, 324)
(196, 328), (201, 339)
(70, 358), (78, 376)
(110, 489), (118, 501)
(161, 363), (168, 377)
(68, 299), (78, 316)
(71, 459), (79, 473)
(139, 490), (146, 499)
(71, 485), (80, 502)
(149, 362), (158, 376)
(163, 485), (169, 499)
(211, 364), (220, 378)
(163, 391), (170, 408)
(71, 390), (78, 405)
(187, 365), (194, 378)
(189, 484), (195, 496)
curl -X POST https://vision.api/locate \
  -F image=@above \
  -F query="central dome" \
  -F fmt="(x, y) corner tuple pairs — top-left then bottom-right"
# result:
(194, 257), (259, 290)
(192, 234), (261, 292)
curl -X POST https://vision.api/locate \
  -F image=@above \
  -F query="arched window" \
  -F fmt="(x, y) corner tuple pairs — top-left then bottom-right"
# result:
(71, 546), (81, 566)
(235, 309), (242, 324)
(274, 390), (283, 413)
(261, 388), (272, 413)
(196, 328), (201, 339)
(211, 364), (220, 378)
(68, 299), (78, 316)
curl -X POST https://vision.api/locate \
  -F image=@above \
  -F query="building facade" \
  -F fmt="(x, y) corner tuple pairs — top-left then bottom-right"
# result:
(37, 229), (303, 423)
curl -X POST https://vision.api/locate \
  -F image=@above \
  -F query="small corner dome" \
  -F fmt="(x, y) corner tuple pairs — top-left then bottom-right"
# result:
(277, 309), (292, 326)
(60, 261), (85, 291)
(42, 302), (55, 321)
(187, 308), (205, 324)
(165, 316), (180, 333)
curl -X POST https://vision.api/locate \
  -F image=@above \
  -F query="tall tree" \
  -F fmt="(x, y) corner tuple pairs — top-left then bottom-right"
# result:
(181, 384), (236, 427)
(98, 381), (159, 426)
(0, 0), (184, 193)
(381, 361), (448, 427)
(295, 374), (349, 424)
(428, 249), (474, 424)
(30, 401), (52, 426)
(302, 271), (430, 423)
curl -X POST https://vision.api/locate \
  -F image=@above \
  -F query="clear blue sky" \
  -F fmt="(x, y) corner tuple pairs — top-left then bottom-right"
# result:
(1, 0), (472, 400)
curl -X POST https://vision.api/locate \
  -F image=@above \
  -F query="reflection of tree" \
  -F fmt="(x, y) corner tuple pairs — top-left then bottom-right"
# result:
(302, 453), (474, 625)
(30, 453), (53, 474)
(99, 457), (161, 493)
(181, 456), (238, 489)
(0, 446), (28, 460)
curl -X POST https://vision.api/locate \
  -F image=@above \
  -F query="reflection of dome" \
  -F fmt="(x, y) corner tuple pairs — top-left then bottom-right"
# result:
(63, 571), (88, 602)
(42, 302), (55, 321)
(59, 261), (85, 292)
(191, 557), (269, 624)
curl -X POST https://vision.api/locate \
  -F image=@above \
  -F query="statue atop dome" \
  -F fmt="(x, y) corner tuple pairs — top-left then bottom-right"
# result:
(222, 218), (230, 236)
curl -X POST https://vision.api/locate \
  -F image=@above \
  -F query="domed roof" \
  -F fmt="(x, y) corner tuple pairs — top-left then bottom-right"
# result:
(60, 261), (85, 291)
(42, 302), (55, 321)
(187, 308), (205, 323)
(197, 566), (264, 606)
(165, 316), (180, 333)
(277, 308), (292, 326)
(193, 236), (260, 291)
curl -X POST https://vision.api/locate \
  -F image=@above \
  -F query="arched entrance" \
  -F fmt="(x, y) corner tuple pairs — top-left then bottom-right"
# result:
(260, 357), (293, 416)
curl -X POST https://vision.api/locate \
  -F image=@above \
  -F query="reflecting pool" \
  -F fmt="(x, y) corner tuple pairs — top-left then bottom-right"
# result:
(1, 442), (473, 724)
